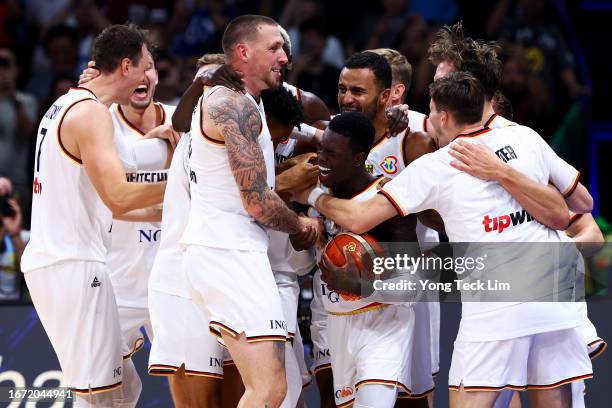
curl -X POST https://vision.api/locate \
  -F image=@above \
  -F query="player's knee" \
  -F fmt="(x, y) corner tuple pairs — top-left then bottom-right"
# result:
(264, 374), (287, 408)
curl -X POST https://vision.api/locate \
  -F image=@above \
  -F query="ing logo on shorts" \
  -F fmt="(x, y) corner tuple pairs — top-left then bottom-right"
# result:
(380, 156), (398, 174)
(335, 386), (354, 398)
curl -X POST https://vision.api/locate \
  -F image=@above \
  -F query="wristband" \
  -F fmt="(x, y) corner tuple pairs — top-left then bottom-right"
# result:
(307, 187), (325, 207)
(292, 123), (318, 142)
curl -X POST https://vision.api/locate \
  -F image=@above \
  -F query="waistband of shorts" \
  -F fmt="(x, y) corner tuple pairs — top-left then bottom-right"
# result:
(329, 302), (388, 316)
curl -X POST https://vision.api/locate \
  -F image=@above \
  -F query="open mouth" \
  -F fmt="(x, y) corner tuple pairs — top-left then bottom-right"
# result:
(132, 84), (149, 100)
(319, 165), (332, 177)
(271, 68), (282, 78)
(341, 106), (358, 113)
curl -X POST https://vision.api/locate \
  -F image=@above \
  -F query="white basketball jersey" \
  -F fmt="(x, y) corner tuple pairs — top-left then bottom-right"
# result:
(268, 136), (316, 275)
(484, 113), (517, 129)
(148, 133), (192, 298)
(312, 178), (387, 314)
(366, 109), (439, 250)
(105, 102), (174, 306)
(181, 86), (275, 252)
(282, 82), (302, 103)
(22, 87), (112, 272)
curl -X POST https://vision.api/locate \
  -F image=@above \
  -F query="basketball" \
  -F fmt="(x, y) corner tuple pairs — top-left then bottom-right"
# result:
(322, 232), (385, 300)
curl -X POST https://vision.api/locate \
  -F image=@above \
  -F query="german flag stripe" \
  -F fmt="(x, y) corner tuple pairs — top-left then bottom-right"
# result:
(199, 108), (225, 146)
(401, 128), (410, 167)
(184, 370), (223, 379)
(568, 213), (583, 227)
(562, 172), (581, 198)
(312, 363), (332, 374)
(378, 189), (405, 217)
(223, 360), (235, 366)
(246, 335), (287, 343)
(449, 373), (593, 392)
(117, 105), (145, 136)
(302, 380), (312, 389)
(454, 127), (493, 140)
(589, 340), (607, 360)
(356, 379), (410, 394)
(209, 321), (239, 337)
(123, 337), (145, 360)
(336, 398), (355, 408)
(484, 113), (498, 128)
(57, 99), (94, 165)
(71, 381), (122, 395)
(397, 385), (435, 399)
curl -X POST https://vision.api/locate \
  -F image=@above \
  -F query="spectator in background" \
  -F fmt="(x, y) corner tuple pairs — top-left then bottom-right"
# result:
(288, 17), (341, 112)
(73, 0), (109, 73)
(350, 0), (409, 54)
(396, 14), (435, 113)
(487, 0), (589, 119)
(154, 51), (181, 106)
(500, 46), (550, 133)
(279, 0), (345, 69)
(0, 48), (37, 198)
(0, 176), (26, 302)
(27, 25), (78, 103)
(0, 0), (22, 48)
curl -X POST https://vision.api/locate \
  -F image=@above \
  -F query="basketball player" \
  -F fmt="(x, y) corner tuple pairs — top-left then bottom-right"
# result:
(369, 49), (443, 405)
(21, 24), (167, 407)
(180, 15), (321, 408)
(311, 111), (432, 407)
(297, 72), (593, 408)
(428, 22), (593, 216)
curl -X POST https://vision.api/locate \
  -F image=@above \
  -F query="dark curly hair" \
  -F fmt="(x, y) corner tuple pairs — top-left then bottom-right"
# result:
(262, 86), (305, 127)
(328, 111), (375, 155)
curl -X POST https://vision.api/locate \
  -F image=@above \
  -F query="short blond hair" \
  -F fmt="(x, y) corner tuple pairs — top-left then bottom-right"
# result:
(196, 53), (225, 68)
(370, 48), (412, 91)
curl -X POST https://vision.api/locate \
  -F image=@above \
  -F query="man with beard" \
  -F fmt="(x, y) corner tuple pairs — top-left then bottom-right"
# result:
(179, 15), (321, 408)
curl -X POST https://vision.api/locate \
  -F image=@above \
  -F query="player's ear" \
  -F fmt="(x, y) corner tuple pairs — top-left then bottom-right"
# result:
(353, 151), (367, 167)
(393, 84), (405, 101)
(235, 43), (249, 62)
(379, 88), (391, 106)
(120, 58), (131, 76)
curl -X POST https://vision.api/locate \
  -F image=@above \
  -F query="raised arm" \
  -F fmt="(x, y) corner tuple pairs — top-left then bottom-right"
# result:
(205, 88), (309, 234)
(64, 101), (166, 215)
(449, 139), (569, 230)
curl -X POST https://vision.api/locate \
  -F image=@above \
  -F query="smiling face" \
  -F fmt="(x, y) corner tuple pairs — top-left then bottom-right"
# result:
(337, 67), (386, 121)
(117, 43), (152, 105)
(317, 129), (363, 187)
(129, 53), (157, 109)
(247, 24), (288, 90)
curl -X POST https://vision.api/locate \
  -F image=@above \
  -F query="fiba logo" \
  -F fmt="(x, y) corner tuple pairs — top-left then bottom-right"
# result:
(379, 156), (398, 174)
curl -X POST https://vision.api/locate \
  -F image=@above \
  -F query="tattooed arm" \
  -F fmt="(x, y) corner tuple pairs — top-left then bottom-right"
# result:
(205, 88), (312, 234)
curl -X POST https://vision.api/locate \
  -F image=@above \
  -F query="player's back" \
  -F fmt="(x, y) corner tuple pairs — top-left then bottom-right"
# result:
(181, 86), (275, 252)
(22, 87), (111, 272)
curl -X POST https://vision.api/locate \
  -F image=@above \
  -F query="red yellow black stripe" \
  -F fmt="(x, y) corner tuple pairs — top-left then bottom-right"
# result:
(563, 172), (581, 198)
(57, 99), (94, 165)
(401, 128), (410, 167)
(356, 378), (410, 394)
(378, 189), (405, 217)
(71, 381), (122, 395)
(246, 335), (287, 343)
(588, 339), (607, 360)
(397, 385), (435, 399)
(568, 213), (583, 227)
(123, 337), (145, 360)
(454, 127), (493, 141)
(449, 373), (593, 392)
(484, 113), (498, 128)
(336, 398), (355, 407)
(312, 363), (332, 374)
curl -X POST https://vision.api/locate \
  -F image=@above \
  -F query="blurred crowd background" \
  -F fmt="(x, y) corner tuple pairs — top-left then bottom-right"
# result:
(1, 0), (611, 303)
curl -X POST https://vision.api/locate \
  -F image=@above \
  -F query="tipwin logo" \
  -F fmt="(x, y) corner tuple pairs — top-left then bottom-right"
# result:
(335, 386), (354, 399)
(33, 177), (43, 195)
(379, 156), (398, 174)
(482, 210), (534, 233)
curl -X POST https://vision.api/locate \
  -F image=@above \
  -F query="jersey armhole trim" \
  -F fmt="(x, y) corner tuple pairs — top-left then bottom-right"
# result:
(378, 189), (405, 217)
(562, 171), (580, 198)
(57, 98), (94, 165)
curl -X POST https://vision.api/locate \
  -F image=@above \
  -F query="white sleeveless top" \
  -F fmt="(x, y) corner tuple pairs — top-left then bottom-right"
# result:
(180, 86), (275, 252)
(22, 87), (112, 271)
(310, 179), (387, 314)
(105, 102), (174, 305)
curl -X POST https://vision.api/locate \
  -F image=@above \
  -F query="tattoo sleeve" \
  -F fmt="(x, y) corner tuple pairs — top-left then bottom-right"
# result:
(207, 89), (302, 234)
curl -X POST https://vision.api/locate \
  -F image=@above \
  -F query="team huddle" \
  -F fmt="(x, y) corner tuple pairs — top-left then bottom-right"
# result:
(21, 14), (605, 408)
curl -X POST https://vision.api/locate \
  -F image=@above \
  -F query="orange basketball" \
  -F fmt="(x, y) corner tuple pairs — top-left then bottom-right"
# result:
(323, 232), (385, 301)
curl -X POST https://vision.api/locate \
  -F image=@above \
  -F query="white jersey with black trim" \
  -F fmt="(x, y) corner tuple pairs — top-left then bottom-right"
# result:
(105, 102), (174, 306)
(180, 86), (275, 252)
(148, 133), (192, 298)
(380, 125), (583, 340)
(22, 87), (111, 272)
(366, 109), (439, 250)
(484, 113), (517, 129)
(312, 178), (388, 314)
(268, 138), (316, 275)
